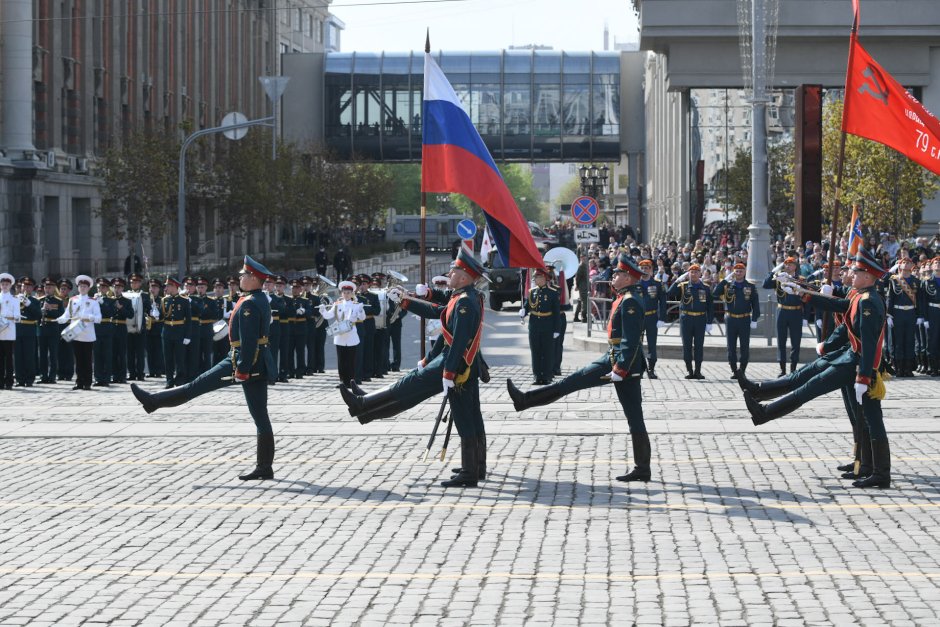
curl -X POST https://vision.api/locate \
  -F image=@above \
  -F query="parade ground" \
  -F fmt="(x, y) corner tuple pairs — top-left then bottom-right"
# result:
(2, 309), (940, 626)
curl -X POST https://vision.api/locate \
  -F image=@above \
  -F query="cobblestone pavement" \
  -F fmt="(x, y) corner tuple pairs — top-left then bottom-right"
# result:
(1, 310), (940, 625)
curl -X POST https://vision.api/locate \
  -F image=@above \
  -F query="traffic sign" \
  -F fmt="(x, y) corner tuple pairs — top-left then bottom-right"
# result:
(574, 227), (600, 244)
(220, 112), (248, 140)
(571, 196), (599, 225)
(456, 219), (477, 240)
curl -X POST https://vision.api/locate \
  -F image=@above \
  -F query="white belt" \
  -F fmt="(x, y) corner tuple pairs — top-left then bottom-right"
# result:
(893, 305), (915, 310)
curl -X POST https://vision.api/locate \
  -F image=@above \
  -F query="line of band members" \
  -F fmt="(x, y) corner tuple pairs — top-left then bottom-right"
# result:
(0, 271), (414, 389)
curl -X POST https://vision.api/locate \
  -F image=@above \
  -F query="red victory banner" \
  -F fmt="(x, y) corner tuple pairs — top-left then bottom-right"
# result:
(842, 34), (940, 176)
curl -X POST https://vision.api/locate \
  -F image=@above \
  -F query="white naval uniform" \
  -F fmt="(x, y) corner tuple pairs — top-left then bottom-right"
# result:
(56, 294), (103, 342)
(0, 292), (22, 341)
(321, 298), (366, 346)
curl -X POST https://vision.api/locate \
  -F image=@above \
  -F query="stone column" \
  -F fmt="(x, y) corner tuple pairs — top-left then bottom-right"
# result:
(1, 0), (37, 160)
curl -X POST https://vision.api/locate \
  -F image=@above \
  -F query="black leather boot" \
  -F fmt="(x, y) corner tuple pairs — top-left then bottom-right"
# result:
(790, 360), (798, 374)
(507, 378), (566, 412)
(615, 432), (652, 482)
(348, 380), (366, 396)
(131, 382), (192, 415)
(647, 359), (658, 380)
(853, 439), (890, 488)
(738, 372), (792, 402)
(836, 443), (857, 472)
(684, 360), (695, 379)
(843, 421), (870, 478)
(339, 385), (396, 418)
(743, 390), (803, 426)
(238, 433), (275, 480)
(441, 438), (478, 487)
(729, 362), (738, 379)
(693, 361), (704, 379)
(454, 433), (488, 480)
(778, 361), (786, 377)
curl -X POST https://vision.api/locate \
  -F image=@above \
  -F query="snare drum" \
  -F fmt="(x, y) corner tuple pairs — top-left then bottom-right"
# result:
(61, 319), (87, 342)
(212, 319), (228, 341)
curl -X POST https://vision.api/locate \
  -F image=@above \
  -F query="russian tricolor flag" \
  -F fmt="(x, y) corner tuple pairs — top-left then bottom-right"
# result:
(847, 205), (863, 257)
(421, 52), (544, 270)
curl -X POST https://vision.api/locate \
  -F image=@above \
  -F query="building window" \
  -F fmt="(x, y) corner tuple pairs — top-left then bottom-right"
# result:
(306, 15), (314, 38)
(317, 19), (323, 43)
(295, 8), (302, 31)
(280, 42), (289, 55)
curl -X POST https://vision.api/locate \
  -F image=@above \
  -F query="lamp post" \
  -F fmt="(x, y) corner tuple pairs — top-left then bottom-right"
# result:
(578, 164), (610, 222)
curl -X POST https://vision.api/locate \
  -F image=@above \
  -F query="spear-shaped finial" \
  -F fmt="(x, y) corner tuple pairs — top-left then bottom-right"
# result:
(425, 29), (431, 53)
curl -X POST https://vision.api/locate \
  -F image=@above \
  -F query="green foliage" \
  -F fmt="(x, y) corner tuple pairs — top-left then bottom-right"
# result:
(822, 98), (938, 236)
(386, 164), (423, 214)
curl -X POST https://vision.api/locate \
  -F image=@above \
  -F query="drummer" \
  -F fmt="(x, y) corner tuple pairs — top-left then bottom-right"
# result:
(56, 275), (101, 391)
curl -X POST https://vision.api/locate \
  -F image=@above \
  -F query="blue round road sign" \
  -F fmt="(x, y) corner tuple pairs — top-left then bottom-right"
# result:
(571, 196), (599, 225)
(456, 219), (477, 240)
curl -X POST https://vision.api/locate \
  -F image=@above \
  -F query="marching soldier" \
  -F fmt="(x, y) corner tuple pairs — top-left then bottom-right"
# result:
(340, 248), (489, 488)
(521, 267), (561, 385)
(925, 256), (940, 376)
(506, 255), (652, 482)
(161, 276), (191, 388)
(263, 275), (283, 382)
(289, 279), (309, 378)
(126, 274), (150, 382)
(56, 279), (75, 382)
(56, 275), (101, 391)
(637, 259), (666, 379)
(743, 248), (892, 489)
(712, 262), (760, 379)
(110, 277), (133, 384)
(887, 257), (922, 377)
(305, 277), (327, 374)
(14, 277), (40, 387)
(763, 257), (805, 376)
(0, 273), (21, 389)
(355, 274), (379, 383)
(93, 278), (116, 387)
(667, 263), (714, 379)
(37, 277), (64, 384)
(132, 256), (280, 481)
(146, 279), (165, 379)
(371, 272), (390, 379)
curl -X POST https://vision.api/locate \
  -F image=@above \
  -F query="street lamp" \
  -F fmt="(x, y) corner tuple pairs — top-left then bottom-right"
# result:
(579, 163), (610, 220)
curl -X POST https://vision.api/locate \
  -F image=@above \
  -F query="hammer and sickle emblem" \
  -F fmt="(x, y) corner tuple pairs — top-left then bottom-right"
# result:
(858, 65), (888, 106)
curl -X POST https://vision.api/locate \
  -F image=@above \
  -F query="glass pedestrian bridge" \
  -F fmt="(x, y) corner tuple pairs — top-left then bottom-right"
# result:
(324, 50), (621, 162)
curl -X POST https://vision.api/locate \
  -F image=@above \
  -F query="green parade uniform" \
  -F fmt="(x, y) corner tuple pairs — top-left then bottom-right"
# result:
(146, 284), (165, 378)
(712, 272), (761, 378)
(667, 275), (714, 379)
(126, 286), (151, 381)
(201, 293), (222, 372)
(93, 289), (116, 386)
(307, 292), (327, 373)
(131, 256), (279, 481)
(14, 288), (41, 386)
(111, 292), (133, 383)
(763, 269), (806, 374)
(355, 283), (379, 382)
(267, 290), (284, 382)
(161, 287), (191, 388)
(923, 272), (940, 375)
(290, 290), (309, 378)
(523, 278), (562, 384)
(185, 291), (204, 382)
(637, 265), (666, 379)
(38, 288), (64, 383)
(276, 288), (292, 380)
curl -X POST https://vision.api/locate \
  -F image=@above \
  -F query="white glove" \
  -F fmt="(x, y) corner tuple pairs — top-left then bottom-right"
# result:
(296, 308), (305, 315)
(415, 283), (429, 297)
(387, 287), (403, 303)
(925, 321), (930, 330)
(183, 338), (191, 346)
(609, 370), (624, 382)
(750, 321), (758, 330)
(222, 309), (230, 320)
(816, 342), (825, 356)
(780, 281), (797, 295)
(152, 310), (161, 320)
(705, 324), (714, 333)
(776, 272), (791, 282)
(553, 332), (560, 339)
(442, 377), (455, 394)
(916, 317), (924, 326)
(519, 308), (527, 318)
(887, 315), (894, 329)
(656, 320), (666, 329)
(819, 283), (834, 297)
(816, 319), (823, 329)
(854, 382), (867, 405)
(416, 359), (425, 371)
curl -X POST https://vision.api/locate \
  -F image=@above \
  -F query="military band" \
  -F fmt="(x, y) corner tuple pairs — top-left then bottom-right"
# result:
(38, 278), (64, 384)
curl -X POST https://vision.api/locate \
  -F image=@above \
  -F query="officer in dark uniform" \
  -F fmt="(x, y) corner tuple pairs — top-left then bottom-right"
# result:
(340, 248), (488, 488)
(743, 248), (892, 489)
(521, 267), (561, 385)
(146, 279), (165, 378)
(887, 257), (921, 377)
(272, 276), (292, 382)
(550, 267), (569, 377)
(667, 263), (714, 379)
(315, 246), (329, 277)
(289, 279), (309, 378)
(110, 277), (133, 384)
(13, 277), (40, 387)
(386, 278), (408, 372)
(924, 256), (940, 376)
(306, 277), (327, 374)
(132, 255), (279, 481)
(196, 277), (219, 372)
(263, 275), (283, 382)
(371, 272), (390, 379)
(712, 262), (760, 379)
(507, 254), (652, 482)
(212, 279), (233, 364)
(763, 257), (805, 376)
(37, 277), (64, 384)
(161, 276), (191, 388)
(637, 259), (666, 379)
(126, 274), (150, 381)
(56, 279), (75, 382)
(356, 274), (379, 383)
(93, 278), (116, 387)
(183, 277), (203, 380)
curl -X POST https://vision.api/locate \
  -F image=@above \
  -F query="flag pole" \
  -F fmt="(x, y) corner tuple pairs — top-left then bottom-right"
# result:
(823, 5), (860, 337)
(419, 30), (431, 359)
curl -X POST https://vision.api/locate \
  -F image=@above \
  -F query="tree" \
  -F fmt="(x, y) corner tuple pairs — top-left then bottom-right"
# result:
(386, 164), (422, 214)
(822, 98), (939, 238)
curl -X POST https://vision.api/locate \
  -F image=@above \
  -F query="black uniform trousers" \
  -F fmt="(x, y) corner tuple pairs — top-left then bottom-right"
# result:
(725, 315), (752, 367)
(39, 331), (59, 381)
(14, 331), (37, 384)
(167, 357), (272, 434)
(307, 323), (326, 372)
(0, 341), (13, 387)
(279, 326), (291, 378)
(291, 328), (307, 377)
(925, 305), (940, 359)
(93, 327), (113, 384)
(185, 329), (202, 382)
(146, 331), (164, 377)
(373, 327), (389, 377)
(337, 344), (357, 385)
(111, 326), (128, 382)
(200, 325), (214, 373)
(127, 331), (146, 379)
(72, 340), (94, 388)
(643, 314), (659, 362)
(213, 338), (230, 365)
(679, 314), (706, 363)
(163, 338), (186, 386)
(356, 321), (375, 380)
(892, 311), (916, 361)
(776, 307), (803, 365)
(529, 329), (555, 381)
(388, 321), (403, 370)
(553, 315), (567, 375)
(613, 376), (647, 434)
(57, 338), (74, 380)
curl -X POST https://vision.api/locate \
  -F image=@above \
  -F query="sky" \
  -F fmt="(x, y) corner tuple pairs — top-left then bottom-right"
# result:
(332, 0), (640, 53)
